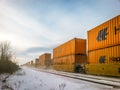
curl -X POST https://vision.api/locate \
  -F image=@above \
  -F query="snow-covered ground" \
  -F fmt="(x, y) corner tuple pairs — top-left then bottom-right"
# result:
(0, 67), (119, 90)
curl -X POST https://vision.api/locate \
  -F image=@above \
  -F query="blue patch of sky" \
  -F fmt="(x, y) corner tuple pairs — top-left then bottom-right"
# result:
(7, 0), (120, 19)
(7, 0), (120, 32)
(7, 1), (82, 21)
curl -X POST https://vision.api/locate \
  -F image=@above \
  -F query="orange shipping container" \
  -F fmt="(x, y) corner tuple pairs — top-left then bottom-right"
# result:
(53, 55), (87, 65)
(88, 45), (120, 64)
(53, 55), (75, 65)
(88, 15), (120, 51)
(53, 38), (86, 58)
(39, 53), (51, 66)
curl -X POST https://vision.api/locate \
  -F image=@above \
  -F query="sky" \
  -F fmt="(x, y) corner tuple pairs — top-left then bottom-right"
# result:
(0, 0), (120, 65)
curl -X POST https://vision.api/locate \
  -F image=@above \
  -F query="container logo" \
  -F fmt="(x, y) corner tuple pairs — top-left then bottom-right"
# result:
(99, 56), (106, 63)
(114, 26), (120, 34)
(97, 27), (108, 41)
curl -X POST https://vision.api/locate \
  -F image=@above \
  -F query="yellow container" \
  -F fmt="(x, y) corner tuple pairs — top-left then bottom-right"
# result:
(52, 64), (74, 72)
(86, 64), (120, 77)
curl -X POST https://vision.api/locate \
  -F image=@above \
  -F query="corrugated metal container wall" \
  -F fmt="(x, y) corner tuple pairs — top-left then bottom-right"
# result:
(88, 45), (120, 64)
(53, 55), (75, 65)
(75, 55), (87, 64)
(53, 38), (86, 58)
(87, 15), (120, 77)
(75, 39), (86, 55)
(53, 38), (86, 72)
(39, 54), (45, 66)
(53, 55), (86, 72)
(39, 53), (51, 66)
(53, 39), (75, 58)
(88, 15), (120, 51)
(53, 55), (87, 65)
(52, 65), (74, 72)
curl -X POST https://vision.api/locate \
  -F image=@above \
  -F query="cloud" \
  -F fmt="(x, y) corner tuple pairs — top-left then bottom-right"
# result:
(0, 0), (120, 65)
(25, 47), (52, 53)
(0, 1), (61, 49)
(0, 1), (61, 64)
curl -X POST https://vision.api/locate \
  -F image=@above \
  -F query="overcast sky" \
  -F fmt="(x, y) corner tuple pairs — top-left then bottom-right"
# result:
(0, 0), (120, 65)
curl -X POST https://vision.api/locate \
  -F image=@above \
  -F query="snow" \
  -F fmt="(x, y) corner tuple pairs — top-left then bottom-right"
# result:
(1, 67), (119, 90)
(0, 73), (10, 89)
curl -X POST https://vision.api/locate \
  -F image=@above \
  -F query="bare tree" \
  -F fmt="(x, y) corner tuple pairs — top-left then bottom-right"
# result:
(0, 41), (19, 73)
(0, 41), (13, 61)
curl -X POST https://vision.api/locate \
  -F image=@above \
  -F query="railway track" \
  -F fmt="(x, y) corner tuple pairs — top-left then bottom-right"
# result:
(38, 69), (120, 89)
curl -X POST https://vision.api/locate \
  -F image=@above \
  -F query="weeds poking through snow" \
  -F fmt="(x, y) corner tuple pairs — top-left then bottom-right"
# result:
(50, 88), (55, 90)
(0, 74), (13, 90)
(59, 83), (66, 90)
(24, 88), (29, 90)
(1, 85), (13, 90)
(15, 69), (26, 76)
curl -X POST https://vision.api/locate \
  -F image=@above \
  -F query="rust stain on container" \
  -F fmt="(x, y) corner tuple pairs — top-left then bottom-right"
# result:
(88, 15), (120, 51)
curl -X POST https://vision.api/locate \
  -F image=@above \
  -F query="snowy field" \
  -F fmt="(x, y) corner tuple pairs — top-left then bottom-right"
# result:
(0, 67), (119, 90)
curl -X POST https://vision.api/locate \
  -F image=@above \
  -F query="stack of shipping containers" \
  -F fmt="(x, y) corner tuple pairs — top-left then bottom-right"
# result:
(31, 61), (33, 65)
(86, 15), (120, 76)
(39, 53), (51, 68)
(53, 38), (86, 72)
(35, 58), (39, 67)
